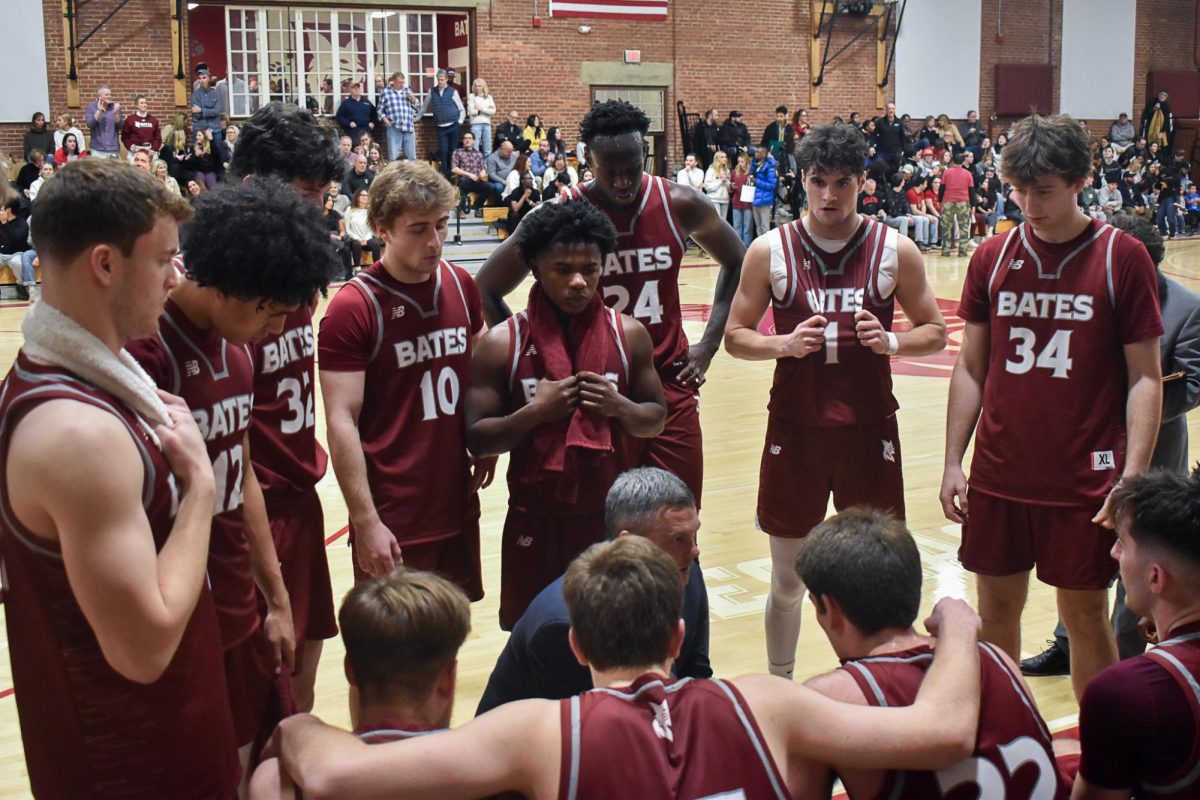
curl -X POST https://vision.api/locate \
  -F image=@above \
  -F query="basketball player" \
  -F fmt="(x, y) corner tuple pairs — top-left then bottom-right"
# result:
(465, 200), (665, 628)
(320, 160), (491, 598)
(1, 160), (240, 797)
(250, 566), (471, 800)
(230, 103), (346, 712)
(724, 121), (947, 679)
(266, 536), (985, 799)
(127, 178), (337, 773)
(475, 466), (708, 714)
(476, 99), (747, 503)
(1069, 468), (1200, 799)
(794, 507), (1070, 799)
(940, 113), (1164, 701)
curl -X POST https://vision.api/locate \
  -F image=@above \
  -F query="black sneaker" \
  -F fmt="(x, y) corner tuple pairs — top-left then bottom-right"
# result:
(1019, 639), (1070, 677)
(14, 284), (29, 301)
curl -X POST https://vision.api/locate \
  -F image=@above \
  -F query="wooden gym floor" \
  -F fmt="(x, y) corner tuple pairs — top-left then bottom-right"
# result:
(2, 238), (1199, 797)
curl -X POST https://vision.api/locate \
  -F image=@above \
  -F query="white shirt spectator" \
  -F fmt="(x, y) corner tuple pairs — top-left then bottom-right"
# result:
(703, 166), (730, 203)
(676, 165), (705, 191)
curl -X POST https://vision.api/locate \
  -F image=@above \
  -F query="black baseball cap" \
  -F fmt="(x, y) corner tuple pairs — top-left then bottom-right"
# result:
(730, 110), (742, 117)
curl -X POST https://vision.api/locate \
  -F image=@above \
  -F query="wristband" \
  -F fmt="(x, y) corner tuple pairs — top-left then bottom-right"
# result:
(885, 332), (899, 355)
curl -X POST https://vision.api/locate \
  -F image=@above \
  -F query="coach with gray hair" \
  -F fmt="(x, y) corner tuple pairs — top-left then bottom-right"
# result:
(475, 467), (711, 715)
(419, 68), (466, 179)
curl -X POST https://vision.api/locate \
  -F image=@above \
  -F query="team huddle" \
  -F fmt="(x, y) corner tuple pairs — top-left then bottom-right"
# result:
(0, 98), (1196, 800)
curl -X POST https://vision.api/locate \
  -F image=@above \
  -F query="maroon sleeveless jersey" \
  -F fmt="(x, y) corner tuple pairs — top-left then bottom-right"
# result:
(318, 261), (483, 542)
(565, 175), (689, 375)
(129, 300), (261, 648)
(559, 675), (793, 800)
(503, 305), (634, 515)
(249, 303), (327, 496)
(958, 220), (1163, 505)
(1136, 630), (1200, 798)
(764, 215), (899, 426)
(0, 353), (240, 799)
(842, 642), (1069, 799)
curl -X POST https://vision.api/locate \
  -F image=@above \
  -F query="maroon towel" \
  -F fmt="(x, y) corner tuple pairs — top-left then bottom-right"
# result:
(524, 283), (614, 501)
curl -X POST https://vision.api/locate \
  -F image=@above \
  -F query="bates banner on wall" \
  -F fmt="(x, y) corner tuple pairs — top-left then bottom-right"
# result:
(548, 1), (668, 20)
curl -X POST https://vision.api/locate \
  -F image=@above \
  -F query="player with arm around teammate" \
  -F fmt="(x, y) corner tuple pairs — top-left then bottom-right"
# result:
(319, 160), (493, 597)
(793, 507), (1070, 799)
(475, 99), (747, 503)
(465, 199), (666, 628)
(266, 535), (985, 800)
(724, 121), (947, 679)
(127, 177), (338, 780)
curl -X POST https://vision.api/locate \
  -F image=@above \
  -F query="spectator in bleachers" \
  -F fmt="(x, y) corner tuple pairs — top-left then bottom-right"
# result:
(120, 95), (161, 163)
(131, 150), (152, 173)
(749, 144), (777, 237)
(760, 105), (794, 160)
(1098, 176), (1123, 220)
(320, 193), (353, 280)
(366, 144), (384, 175)
(158, 129), (189, 183)
(217, 124), (239, 174)
(730, 152), (754, 246)
(53, 133), (86, 166)
(886, 173), (921, 246)
(354, 131), (373, 158)
(502, 170), (539, 235)
(23, 113), (54, 162)
(521, 115), (545, 155)
(937, 114), (965, 153)
(1147, 141), (1163, 165)
(542, 154), (578, 200)
(546, 127), (568, 160)
(26, 162), (55, 203)
(917, 116), (938, 149)
(494, 109), (526, 153)
(85, 85), (123, 159)
(183, 131), (219, 189)
(151, 159), (181, 196)
(450, 131), (500, 217)
(1095, 146), (1122, 188)
(1155, 168), (1184, 238)
(875, 102), (906, 170)
(907, 175), (940, 246)
(466, 78), (496, 159)
(378, 72), (419, 162)
(484, 139), (518, 198)
(326, 183), (350, 216)
(504, 153), (533, 198)
(530, 139), (552, 183)
(692, 109), (720, 170)
(190, 67), (223, 146)
(959, 110), (984, 156)
(857, 176), (886, 219)
(16, 151), (46, 195)
(676, 154), (704, 192)
(1141, 88), (1174, 148)
(703, 150), (731, 222)
(1080, 180), (1106, 220)
(1110, 112), (1136, 154)
(342, 154), (374, 198)
(791, 108), (811, 148)
(915, 147), (937, 179)
(335, 80), (377, 143)
(420, 70), (466, 178)
(1123, 136), (1150, 167)
(1184, 184), (1200, 233)
(52, 114), (84, 154)
(184, 177), (205, 205)
(0, 198), (36, 298)
(717, 110), (751, 166)
(344, 188), (383, 268)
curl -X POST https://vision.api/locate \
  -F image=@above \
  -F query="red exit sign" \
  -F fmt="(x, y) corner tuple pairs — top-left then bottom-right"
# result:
(623, 49), (642, 64)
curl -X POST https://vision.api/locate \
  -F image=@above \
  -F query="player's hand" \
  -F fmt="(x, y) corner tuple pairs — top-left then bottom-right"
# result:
(939, 464), (969, 523)
(529, 376), (579, 423)
(779, 314), (827, 359)
(263, 599), (297, 675)
(577, 371), (627, 417)
(924, 596), (981, 639)
(112, 102), (120, 114)
(155, 390), (215, 495)
(676, 342), (716, 388)
(355, 519), (403, 578)
(470, 454), (497, 492)
(1092, 487), (1118, 528)
(855, 309), (892, 354)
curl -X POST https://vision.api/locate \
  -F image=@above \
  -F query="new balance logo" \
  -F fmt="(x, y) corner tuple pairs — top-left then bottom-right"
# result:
(516, 535), (534, 547)
(1092, 450), (1116, 470)
(769, 444), (781, 455)
(184, 360), (200, 378)
(882, 440), (896, 463)
(1009, 259), (1025, 271)
(391, 305), (406, 319)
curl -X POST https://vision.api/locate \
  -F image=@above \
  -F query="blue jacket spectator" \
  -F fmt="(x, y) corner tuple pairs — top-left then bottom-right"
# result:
(752, 153), (778, 207)
(190, 69), (223, 141)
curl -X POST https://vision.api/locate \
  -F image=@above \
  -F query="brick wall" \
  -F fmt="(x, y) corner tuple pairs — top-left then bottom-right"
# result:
(4, 0), (1198, 172)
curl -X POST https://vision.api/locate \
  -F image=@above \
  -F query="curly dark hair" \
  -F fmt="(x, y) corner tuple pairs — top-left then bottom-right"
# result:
(229, 102), (342, 186)
(182, 177), (337, 305)
(579, 100), (650, 144)
(796, 122), (869, 177)
(516, 200), (617, 265)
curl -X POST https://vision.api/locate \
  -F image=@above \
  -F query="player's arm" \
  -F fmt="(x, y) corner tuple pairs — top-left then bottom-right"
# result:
(670, 183), (746, 384)
(248, 757), (297, 800)
(475, 232), (532, 325)
(1095, 337), (1162, 525)
(791, 670), (869, 799)
(1071, 778), (1130, 800)
(6, 394), (215, 683)
(320, 368), (401, 577)
(240, 433), (295, 673)
(465, 322), (571, 456)
(723, 236), (827, 361)
(940, 321), (990, 523)
(578, 317), (666, 438)
(856, 236), (947, 357)
(271, 701), (561, 800)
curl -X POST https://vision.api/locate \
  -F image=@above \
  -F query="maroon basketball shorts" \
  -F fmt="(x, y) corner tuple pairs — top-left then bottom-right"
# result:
(263, 488), (337, 670)
(959, 489), (1117, 590)
(637, 379), (703, 504)
(499, 508), (607, 630)
(350, 520), (484, 602)
(223, 630), (278, 747)
(756, 414), (906, 539)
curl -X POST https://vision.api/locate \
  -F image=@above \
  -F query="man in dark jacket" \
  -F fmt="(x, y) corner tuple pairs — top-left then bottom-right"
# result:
(1141, 88), (1174, 148)
(334, 81), (377, 141)
(692, 108), (720, 170)
(760, 105), (795, 160)
(717, 110), (751, 166)
(874, 102), (907, 172)
(419, 69), (466, 178)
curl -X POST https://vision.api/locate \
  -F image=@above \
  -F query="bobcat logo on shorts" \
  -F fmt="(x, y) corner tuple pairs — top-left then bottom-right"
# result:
(882, 439), (896, 463)
(391, 305), (406, 319)
(185, 360), (200, 378)
(1009, 258), (1025, 271)
(516, 535), (534, 547)
(769, 444), (781, 455)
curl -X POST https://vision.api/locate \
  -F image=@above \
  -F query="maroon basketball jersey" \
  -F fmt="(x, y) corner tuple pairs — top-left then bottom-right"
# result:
(565, 175), (689, 376)
(559, 675), (793, 800)
(765, 215), (900, 426)
(318, 261), (483, 542)
(129, 300), (261, 649)
(1136, 630), (1200, 798)
(959, 221), (1163, 505)
(0, 354), (240, 799)
(842, 642), (1069, 799)
(502, 305), (634, 515)
(249, 303), (328, 495)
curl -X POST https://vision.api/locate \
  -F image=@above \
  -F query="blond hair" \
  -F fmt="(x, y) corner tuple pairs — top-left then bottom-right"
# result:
(710, 150), (730, 179)
(472, 78), (489, 97)
(368, 159), (458, 230)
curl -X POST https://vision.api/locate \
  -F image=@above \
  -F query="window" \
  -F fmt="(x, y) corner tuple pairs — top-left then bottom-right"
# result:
(591, 87), (667, 134)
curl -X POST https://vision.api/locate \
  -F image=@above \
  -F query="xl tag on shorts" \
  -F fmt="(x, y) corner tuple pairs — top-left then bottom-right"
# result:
(1092, 450), (1116, 470)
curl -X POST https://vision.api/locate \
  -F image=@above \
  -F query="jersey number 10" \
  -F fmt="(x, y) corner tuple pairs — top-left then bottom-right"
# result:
(420, 366), (461, 420)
